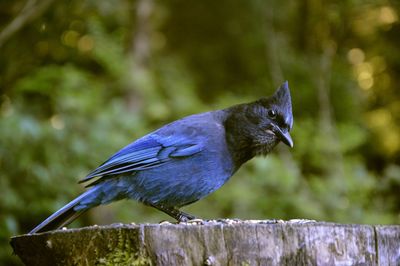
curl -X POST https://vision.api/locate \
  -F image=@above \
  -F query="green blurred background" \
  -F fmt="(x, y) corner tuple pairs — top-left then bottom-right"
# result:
(1, 0), (400, 264)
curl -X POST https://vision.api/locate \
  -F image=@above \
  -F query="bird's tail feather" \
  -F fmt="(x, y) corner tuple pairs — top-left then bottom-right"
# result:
(29, 189), (93, 234)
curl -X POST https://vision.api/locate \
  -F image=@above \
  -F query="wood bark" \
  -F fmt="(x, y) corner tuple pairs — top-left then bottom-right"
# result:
(10, 220), (400, 265)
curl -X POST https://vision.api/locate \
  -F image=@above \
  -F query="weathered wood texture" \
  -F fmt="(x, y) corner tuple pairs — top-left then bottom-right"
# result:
(10, 220), (400, 266)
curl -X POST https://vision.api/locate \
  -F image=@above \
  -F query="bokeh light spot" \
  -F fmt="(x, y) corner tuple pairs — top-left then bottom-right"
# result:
(50, 115), (65, 130)
(347, 48), (365, 65)
(355, 62), (373, 76)
(358, 71), (374, 90)
(379, 6), (398, 25)
(382, 130), (400, 155)
(61, 30), (79, 47)
(78, 35), (94, 52)
(367, 108), (400, 155)
(366, 108), (391, 128)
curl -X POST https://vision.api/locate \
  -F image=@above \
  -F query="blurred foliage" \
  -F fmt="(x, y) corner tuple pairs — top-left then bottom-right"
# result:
(1, 0), (400, 264)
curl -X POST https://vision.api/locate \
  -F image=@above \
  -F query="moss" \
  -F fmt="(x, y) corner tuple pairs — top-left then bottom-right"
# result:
(240, 261), (251, 266)
(97, 253), (152, 266)
(97, 229), (152, 266)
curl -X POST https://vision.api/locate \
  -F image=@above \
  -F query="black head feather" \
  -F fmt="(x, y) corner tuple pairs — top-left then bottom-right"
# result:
(224, 82), (294, 168)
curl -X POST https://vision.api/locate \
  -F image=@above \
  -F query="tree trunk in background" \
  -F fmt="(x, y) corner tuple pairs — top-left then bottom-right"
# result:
(302, 0), (345, 179)
(263, 6), (299, 176)
(126, 0), (155, 111)
(132, 0), (153, 69)
(316, 41), (345, 179)
(10, 220), (400, 265)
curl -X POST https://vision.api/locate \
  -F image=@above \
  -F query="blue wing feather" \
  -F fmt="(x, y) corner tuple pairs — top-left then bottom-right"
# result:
(79, 133), (204, 184)
(170, 144), (203, 157)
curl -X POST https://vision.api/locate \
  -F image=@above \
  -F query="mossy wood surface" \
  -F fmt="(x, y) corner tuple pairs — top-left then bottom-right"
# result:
(10, 220), (400, 265)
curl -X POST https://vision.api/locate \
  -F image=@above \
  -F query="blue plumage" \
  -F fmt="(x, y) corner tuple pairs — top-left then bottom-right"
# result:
(77, 111), (232, 209)
(29, 82), (293, 233)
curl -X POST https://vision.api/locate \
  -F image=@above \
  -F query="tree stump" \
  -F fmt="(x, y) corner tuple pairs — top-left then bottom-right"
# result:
(10, 220), (400, 265)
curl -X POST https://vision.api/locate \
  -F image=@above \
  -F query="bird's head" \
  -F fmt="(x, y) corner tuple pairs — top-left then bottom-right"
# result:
(256, 81), (293, 149)
(225, 81), (293, 159)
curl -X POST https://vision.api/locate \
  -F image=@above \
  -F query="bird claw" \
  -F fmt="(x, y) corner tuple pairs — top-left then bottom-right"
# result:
(183, 218), (205, 225)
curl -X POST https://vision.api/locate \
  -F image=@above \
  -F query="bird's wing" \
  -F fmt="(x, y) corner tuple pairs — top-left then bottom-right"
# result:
(79, 134), (204, 185)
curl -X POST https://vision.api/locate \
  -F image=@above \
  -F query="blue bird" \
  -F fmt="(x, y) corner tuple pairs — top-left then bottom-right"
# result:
(29, 82), (293, 234)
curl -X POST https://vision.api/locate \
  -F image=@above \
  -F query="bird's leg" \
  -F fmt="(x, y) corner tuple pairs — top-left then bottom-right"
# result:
(150, 204), (196, 222)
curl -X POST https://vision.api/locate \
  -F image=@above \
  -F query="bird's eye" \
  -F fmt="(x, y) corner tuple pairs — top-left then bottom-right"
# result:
(268, 110), (277, 119)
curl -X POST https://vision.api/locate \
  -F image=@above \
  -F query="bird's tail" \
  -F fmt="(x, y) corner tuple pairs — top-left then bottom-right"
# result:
(29, 189), (94, 234)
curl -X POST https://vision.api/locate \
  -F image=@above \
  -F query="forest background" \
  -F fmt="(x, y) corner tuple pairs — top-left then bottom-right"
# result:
(1, 0), (399, 264)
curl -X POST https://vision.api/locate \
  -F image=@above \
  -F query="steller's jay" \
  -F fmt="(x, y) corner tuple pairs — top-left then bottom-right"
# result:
(29, 82), (293, 234)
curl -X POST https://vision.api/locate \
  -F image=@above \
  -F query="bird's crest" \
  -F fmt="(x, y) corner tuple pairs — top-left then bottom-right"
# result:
(271, 81), (293, 129)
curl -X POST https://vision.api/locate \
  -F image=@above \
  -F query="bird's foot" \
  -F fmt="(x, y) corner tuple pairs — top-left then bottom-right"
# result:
(150, 203), (198, 223)
(177, 211), (197, 223)
(181, 218), (205, 225)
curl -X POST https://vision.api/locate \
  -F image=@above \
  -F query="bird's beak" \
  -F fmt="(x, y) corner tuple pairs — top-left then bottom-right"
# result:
(274, 127), (293, 148)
